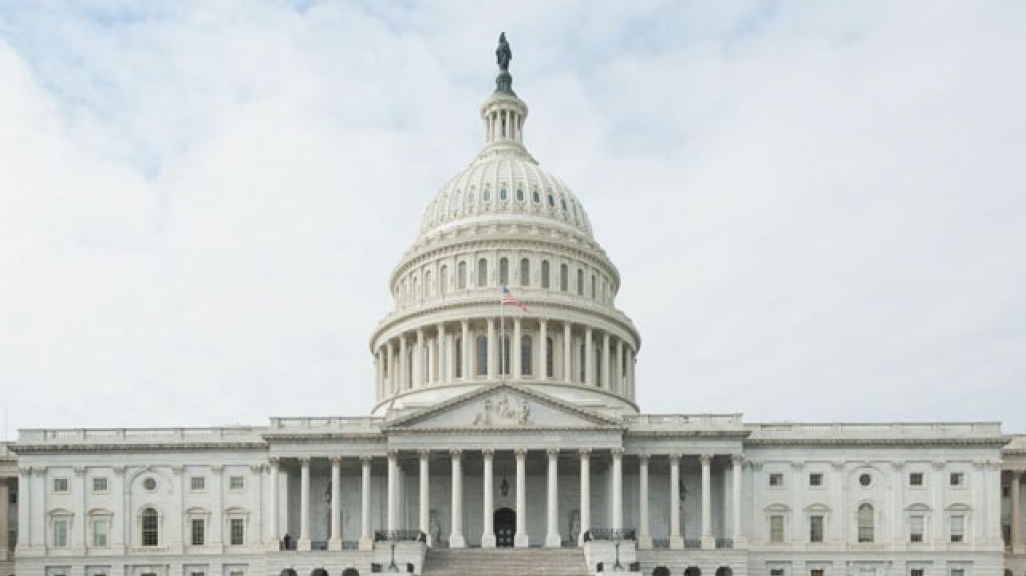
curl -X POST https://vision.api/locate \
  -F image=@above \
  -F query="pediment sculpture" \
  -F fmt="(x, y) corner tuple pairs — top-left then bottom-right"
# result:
(471, 393), (531, 427)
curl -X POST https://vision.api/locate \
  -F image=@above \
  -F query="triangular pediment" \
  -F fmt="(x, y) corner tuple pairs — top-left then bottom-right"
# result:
(385, 383), (623, 431)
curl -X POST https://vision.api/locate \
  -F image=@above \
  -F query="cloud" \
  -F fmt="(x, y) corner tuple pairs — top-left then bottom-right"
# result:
(0, 1), (1024, 434)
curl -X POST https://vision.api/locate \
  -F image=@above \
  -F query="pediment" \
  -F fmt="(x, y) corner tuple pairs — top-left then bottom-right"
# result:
(385, 384), (623, 431)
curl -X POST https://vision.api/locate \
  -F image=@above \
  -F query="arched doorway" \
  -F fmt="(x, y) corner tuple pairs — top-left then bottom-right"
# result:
(494, 507), (515, 547)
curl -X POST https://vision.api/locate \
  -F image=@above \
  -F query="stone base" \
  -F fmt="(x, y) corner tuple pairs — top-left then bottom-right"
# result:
(481, 534), (496, 548)
(514, 534), (529, 548)
(297, 538), (311, 552)
(359, 537), (375, 551)
(636, 535), (653, 550)
(265, 540), (281, 552)
(328, 539), (342, 551)
(545, 533), (562, 547)
(669, 536), (684, 550)
(450, 534), (466, 548)
(701, 536), (716, 549)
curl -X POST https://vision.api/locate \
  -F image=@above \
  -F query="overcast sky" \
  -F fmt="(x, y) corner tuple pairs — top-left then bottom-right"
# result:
(1, 1), (1024, 436)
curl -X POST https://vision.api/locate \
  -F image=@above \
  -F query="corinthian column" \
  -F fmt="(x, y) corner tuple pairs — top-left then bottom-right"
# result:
(482, 449), (496, 548)
(638, 454), (652, 549)
(732, 455), (744, 544)
(419, 450), (430, 545)
(611, 449), (623, 530)
(450, 450), (465, 548)
(546, 449), (560, 547)
(669, 455), (683, 549)
(701, 454), (713, 549)
(515, 449), (529, 547)
(298, 457), (311, 550)
(359, 456), (373, 551)
(579, 449), (591, 546)
(329, 456), (342, 549)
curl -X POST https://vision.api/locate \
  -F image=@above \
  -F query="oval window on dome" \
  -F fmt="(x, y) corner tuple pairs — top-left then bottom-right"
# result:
(500, 186), (508, 202)
(516, 187), (524, 202)
(532, 189), (540, 204)
(483, 186), (492, 202)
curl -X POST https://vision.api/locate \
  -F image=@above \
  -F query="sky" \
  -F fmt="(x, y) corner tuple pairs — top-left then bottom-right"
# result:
(1, 1), (1024, 435)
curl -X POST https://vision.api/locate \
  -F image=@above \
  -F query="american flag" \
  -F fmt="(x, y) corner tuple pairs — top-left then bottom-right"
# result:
(500, 286), (528, 311)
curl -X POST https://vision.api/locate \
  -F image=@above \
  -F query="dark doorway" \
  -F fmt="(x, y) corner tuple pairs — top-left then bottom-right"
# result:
(494, 507), (515, 547)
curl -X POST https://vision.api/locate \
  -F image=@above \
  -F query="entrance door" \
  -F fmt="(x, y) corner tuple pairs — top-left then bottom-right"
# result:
(494, 508), (516, 547)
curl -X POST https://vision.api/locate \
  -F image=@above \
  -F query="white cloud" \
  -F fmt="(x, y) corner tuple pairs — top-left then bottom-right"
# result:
(0, 1), (1023, 434)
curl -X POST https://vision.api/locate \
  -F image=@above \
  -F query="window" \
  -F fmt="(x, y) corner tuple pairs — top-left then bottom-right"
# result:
(547, 192), (555, 207)
(521, 335), (533, 376)
(769, 515), (784, 543)
(560, 264), (568, 291)
(230, 518), (245, 545)
(476, 336), (488, 376)
(951, 570), (964, 576)
(532, 189), (540, 204)
(229, 476), (245, 490)
(910, 515), (924, 543)
(143, 477), (157, 491)
(541, 260), (550, 289)
(92, 477), (108, 493)
(546, 337), (554, 378)
(141, 507), (159, 546)
(520, 258), (530, 287)
(576, 269), (584, 295)
(454, 337), (463, 378)
(809, 515), (824, 543)
(499, 257), (509, 285)
(53, 518), (69, 547)
(190, 477), (206, 491)
(910, 472), (924, 487)
(811, 571), (825, 576)
(424, 271), (432, 296)
(500, 186), (508, 201)
(911, 570), (924, 576)
(191, 519), (205, 546)
(590, 274), (596, 298)
(950, 515), (965, 542)
(857, 504), (874, 543)
(191, 572), (205, 576)
(53, 477), (69, 493)
(516, 187), (524, 202)
(769, 473), (784, 487)
(771, 571), (785, 576)
(458, 261), (467, 289)
(92, 517), (108, 547)
(809, 473), (823, 487)
(478, 259), (488, 287)
(950, 472), (965, 487)
(440, 265), (448, 293)
(579, 342), (586, 382)
(483, 185), (492, 202)
(859, 473), (872, 487)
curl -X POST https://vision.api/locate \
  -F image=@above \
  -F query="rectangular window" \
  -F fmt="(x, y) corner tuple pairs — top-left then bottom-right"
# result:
(950, 472), (964, 486)
(191, 519), (205, 546)
(769, 515), (785, 543)
(92, 477), (108, 493)
(910, 515), (924, 543)
(809, 473), (823, 487)
(91, 517), (108, 547)
(229, 476), (245, 490)
(950, 570), (964, 576)
(230, 519), (244, 546)
(950, 515), (965, 542)
(53, 477), (69, 493)
(811, 570), (825, 576)
(53, 518), (69, 547)
(809, 515), (824, 543)
(909, 472), (924, 487)
(911, 570), (924, 576)
(191, 572), (205, 576)
(769, 473), (784, 487)
(771, 570), (785, 576)
(190, 476), (206, 491)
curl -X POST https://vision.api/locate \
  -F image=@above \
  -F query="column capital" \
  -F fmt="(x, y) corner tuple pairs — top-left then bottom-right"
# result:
(579, 448), (592, 457)
(668, 454), (681, 465)
(451, 449), (463, 458)
(387, 449), (399, 459)
(547, 447), (560, 457)
(638, 453), (650, 464)
(731, 454), (744, 465)
(170, 465), (184, 475)
(250, 464), (267, 473)
(891, 459), (905, 470)
(330, 455), (343, 465)
(418, 449), (431, 459)
(73, 466), (87, 476)
(611, 448), (624, 458)
(360, 454), (374, 464)
(700, 453), (713, 465)
(482, 448), (495, 458)
(514, 448), (527, 458)
(268, 457), (281, 467)
(211, 464), (225, 472)
(112, 466), (126, 476)
(297, 457), (310, 466)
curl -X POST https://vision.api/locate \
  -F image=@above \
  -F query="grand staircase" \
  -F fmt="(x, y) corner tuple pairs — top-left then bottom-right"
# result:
(421, 547), (590, 576)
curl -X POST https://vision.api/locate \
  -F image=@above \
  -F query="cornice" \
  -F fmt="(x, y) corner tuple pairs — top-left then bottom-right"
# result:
(260, 433), (386, 443)
(626, 430), (751, 440)
(12, 442), (269, 454)
(744, 438), (1009, 448)
(386, 426), (624, 435)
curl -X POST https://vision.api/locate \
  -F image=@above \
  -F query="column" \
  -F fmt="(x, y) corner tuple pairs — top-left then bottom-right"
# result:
(436, 323), (446, 382)
(487, 318), (497, 379)
(268, 458), (280, 548)
(515, 449), (528, 547)
(584, 327), (594, 386)
(387, 451), (398, 531)
(546, 449), (560, 547)
(359, 456), (373, 550)
(579, 449), (591, 545)
(461, 320), (471, 380)
(1013, 471), (1022, 551)
(399, 334), (408, 391)
(0, 478), (9, 559)
(482, 450), (496, 548)
(415, 329), (424, 387)
(611, 449), (623, 531)
(419, 451), (431, 545)
(669, 455), (683, 549)
(298, 457), (311, 550)
(450, 450), (465, 548)
(701, 454), (713, 548)
(512, 317), (522, 380)
(732, 455), (744, 543)
(638, 455), (652, 549)
(562, 322), (573, 382)
(387, 340), (396, 393)
(327, 456), (342, 549)
(601, 332), (610, 389)
(539, 320), (549, 380)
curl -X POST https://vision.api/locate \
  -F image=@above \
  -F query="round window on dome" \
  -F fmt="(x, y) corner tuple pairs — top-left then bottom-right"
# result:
(859, 473), (872, 487)
(143, 477), (157, 491)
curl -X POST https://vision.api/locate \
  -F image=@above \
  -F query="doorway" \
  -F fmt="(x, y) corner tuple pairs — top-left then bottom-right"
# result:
(494, 507), (515, 547)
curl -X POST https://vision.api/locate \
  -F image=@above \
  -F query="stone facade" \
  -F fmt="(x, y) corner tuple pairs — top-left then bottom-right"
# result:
(4, 42), (1026, 576)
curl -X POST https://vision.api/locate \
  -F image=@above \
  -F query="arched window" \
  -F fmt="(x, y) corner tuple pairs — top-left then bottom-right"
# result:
(342, 570), (360, 576)
(440, 265), (448, 293)
(652, 568), (670, 576)
(141, 507), (159, 546)
(516, 187), (524, 202)
(483, 185), (492, 202)
(546, 337), (554, 378)
(499, 258), (509, 286)
(595, 347), (602, 386)
(858, 504), (874, 543)
(684, 568), (701, 576)
(591, 274), (596, 298)
(500, 186), (508, 202)
(499, 335), (511, 376)
(521, 335), (533, 376)
(520, 258), (530, 287)
(476, 336), (488, 376)
(541, 261), (550, 289)
(577, 269), (584, 295)
(458, 261), (467, 289)
(424, 271), (432, 297)
(579, 342), (586, 382)
(412, 277), (420, 301)
(560, 264), (568, 291)
(715, 569), (732, 576)
(454, 337), (463, 378)
(478, 259), (488, 287)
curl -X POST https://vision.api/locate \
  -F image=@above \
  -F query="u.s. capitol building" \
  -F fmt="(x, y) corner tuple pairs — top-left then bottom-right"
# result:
(1, 36), (1025, 576)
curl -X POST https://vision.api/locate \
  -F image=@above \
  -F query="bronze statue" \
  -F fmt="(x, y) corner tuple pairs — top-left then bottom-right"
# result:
(496, 32), (512, 72)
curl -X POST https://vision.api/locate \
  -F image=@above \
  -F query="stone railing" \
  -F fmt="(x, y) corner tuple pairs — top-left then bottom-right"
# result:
(747, 422), (1003, 440)
(374, 530), (426, 543)
(587, 528), (637, 541)
(625, 414), (744, 430)
(715, 538), (733, 549)
(18, 426), (266, 444)
(268, 417), (383, 433)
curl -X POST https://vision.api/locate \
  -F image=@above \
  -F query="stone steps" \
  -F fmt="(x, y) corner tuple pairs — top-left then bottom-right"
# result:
(421, 547), (589, 576)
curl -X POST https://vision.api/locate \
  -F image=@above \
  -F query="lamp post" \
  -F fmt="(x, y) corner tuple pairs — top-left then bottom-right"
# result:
(388, 531), (399, 572)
